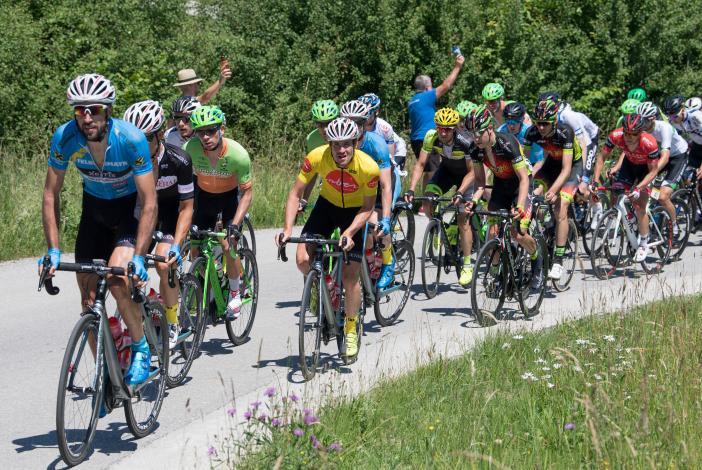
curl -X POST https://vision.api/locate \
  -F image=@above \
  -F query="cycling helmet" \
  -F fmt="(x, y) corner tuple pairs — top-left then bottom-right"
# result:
(325, 117), (360, 142)
(619, 98), (641, 115)
(627, 87), (647, 101)
(190, 105), (226, 129)
(482, 82), (504, 100)
(172, 95), (201, 115)
(434, 107), (460, 127)
(358, 93), (381, 113)
(533, 99), (560, 122)
(685, 97), (702, 112)
(123, 100), (165, 135)
(663, 95), (686, 115)
(340, 100), (371, 121)
(503, 101), (527, 121)
(456, 100), (478, 118)
(310, 99), (339, 122)
(464, 105), (493, 132)
(636, 101), (658, 121)
(622, 113), (646, 133)
(537, 91), (561, 104)
(67, 73), (116, 106)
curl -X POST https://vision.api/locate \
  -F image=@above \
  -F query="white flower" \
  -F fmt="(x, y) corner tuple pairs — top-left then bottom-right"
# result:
(501, 342), (511, 350)
(553, 363), (562, 370)
(648, 374), (656, 379)
(603, 335), (616, 343)
(588, 348), (598, 354)
(576, 338), (591, 346)
(547, 382), (555, 389)
(542, 367), (551, 372)
(521, 372), (539, 381)
(535, 358), (547, 365)
(594, 374), (603, 380)
(513, 334), (524, 340)
(585, 382), (593, 387)
(542, 374), (552, 379)
(533, 347), (541, 353)
(573, 366), (583, 372)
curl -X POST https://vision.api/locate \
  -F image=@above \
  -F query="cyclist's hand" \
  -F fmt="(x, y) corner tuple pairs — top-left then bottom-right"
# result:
(377, 217), (392, 236)
(629, 188), (641, 201)
(339, 233), (355, 252)
(606, 167), (618, 179)
(275, 231), (290, 247)
(37, 248), (61, 277)
(578, 181), (590, 196)
(451, 192), (465, 207)
(404, 190), (414, 203)
(545, 191), (557, 203)
(465, 199), (477, 214)
(167, 243), (182, 266)
(132, 255), (149, 283)
(297, 198), (308, 214)
(511, 206), (526, 220)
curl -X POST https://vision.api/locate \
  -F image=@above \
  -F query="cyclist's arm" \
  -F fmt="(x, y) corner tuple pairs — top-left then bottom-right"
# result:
(134, 172), (157, 256)
(592, 150), (606, 184)
(435, 54), (464, 99)
(638, 160), (660, 190)
(284, 179), (308, 235)
(302, 174), (317, 201)
(456, 159), (475, 195)
(42, 166), (66, 251)
(174, 199), (194, 247)
(408, 149), (430, 192)
(471, 162), (487, 202)
(379, 167), (392, 219)
(656, 148), (670, 172)
(515, 164), (530, 210)
(609, 150), (625, 175)
(197, 60), (230, 104)
(232, 184), (252, 228)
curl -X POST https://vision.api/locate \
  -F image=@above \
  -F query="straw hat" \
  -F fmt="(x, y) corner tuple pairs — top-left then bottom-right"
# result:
(173, 69), (204, 87)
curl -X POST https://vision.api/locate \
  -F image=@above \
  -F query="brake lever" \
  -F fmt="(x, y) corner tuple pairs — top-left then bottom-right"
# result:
(127, 262), (145, 303)
(277, 234), (288, 262)
(167, 253), (176, 288)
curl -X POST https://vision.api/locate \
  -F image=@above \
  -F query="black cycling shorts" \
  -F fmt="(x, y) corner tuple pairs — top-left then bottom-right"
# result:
(658, 153), (687, 188)
(425, 164), (469, 196)
(302, 196), (364, 262)
(156, 198), (180, 239)
(193, 187), (239, 230)
(75, 192), (138, 263)
(688, 142), (702, 169)
(613, 159), (649, 191)
(534, 158), (582, 202)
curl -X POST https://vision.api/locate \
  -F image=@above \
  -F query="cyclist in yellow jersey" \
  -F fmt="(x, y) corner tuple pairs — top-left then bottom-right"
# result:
(277, 117), (379, 360)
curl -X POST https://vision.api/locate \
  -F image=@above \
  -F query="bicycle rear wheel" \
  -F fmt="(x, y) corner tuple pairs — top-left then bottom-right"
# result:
(374, 240), (415, 326)
(124, 302), (168, 438)
(670, 194), (690, 260)
(420, 220), (443, 299)
(582, 191), (610, 256)
(226, 248), (259, 345)
(590, 209), (626, 280)
(519, 233), (547, 317)
(552, 219), (579, 291)
(471, 238), (505, 326)
(641, 206), (672, 274)
(56, 313), (105, 467)
(166, 273), (205, 388)
(299, 271), (322, 381)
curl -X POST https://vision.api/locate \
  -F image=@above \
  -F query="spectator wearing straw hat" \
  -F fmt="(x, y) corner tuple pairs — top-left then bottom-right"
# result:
(174, 57), (232, 105)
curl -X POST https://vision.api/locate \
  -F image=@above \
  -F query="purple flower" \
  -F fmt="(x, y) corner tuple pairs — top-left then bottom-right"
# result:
(293, 427), (304, 437)
(310, 434), (321, 449)
(271, 418), (282, 427)
(251, 400), (262, 410)
(303, 408), (313, 416)
(227, 408), (236, 417)
(328, 442), (343, 452)
(281, 396), (288, 403)
(303, 413), (319, 426)
(264, 387), (276, 398)
(289, 393), (300, 403)
(257, 413), (269, 423)
(207, 446), (217, 457)
(564, 422), (576, 431)
(243, 410), (252, 420)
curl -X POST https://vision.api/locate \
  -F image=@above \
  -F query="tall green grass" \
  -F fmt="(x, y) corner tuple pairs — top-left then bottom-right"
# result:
(233, 294), (702, 468)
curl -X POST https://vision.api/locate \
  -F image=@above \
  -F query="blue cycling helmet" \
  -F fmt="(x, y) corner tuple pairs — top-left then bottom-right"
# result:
(359, 93), (381, 113)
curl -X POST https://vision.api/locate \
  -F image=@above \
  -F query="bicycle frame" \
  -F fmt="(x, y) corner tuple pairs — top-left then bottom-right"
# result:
(190, 235), (229, 316)
(610, 193), (666, 252)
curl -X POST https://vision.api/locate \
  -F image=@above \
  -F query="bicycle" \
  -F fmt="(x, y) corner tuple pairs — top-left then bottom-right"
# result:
(589, 188), (672, 279)
(390, 200), (415, 246)
(188, 224), (258, 346)
(572, 186), (612, 256)
(241, 213), (257, 255)
(470, 208), (547, 326)
(39, 256), (168, 466)
(672, 167), (702, 235)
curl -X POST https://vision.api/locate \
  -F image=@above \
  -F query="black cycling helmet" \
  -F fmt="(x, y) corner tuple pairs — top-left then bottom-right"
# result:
(537, 91), (561, 104)
(663, 95), (686, 116)
(533, 99), (560, 122)
(503, 101), (527, 121)
(464, 105), (493, 132)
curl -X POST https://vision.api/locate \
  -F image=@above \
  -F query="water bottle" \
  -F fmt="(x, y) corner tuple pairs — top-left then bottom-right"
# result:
(324, 274), (340, 310)
(452, 45), (462, 56)
(109, 317), (132, 369)
(365, 249), (381, 279)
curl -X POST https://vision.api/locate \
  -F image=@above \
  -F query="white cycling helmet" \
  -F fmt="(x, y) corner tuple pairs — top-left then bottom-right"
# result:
(340, 100), (371, 121)
(685, 97), (702, 112)
(325, 117), (360, 142)
(123, 100), (165, 135)
(636, 101), (658, 120)
(67, 73), (116, 106)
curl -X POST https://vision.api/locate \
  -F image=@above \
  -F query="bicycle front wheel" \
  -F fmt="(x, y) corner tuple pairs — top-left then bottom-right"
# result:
(391, 204), (415, 245)
(166, 273), (205, 388)
(670, 194), (690, 260)
(299, 271), (323, 381)
(552, 219), (579, 292)
(240, 215), (257, 255)
(520, 234), (547, 318)
(226, 248), (259, 345)
(420, 219), (443, 299)
(471, 238), (505, 326)
(56, 313), (105, 467)
(124, 302), (168, 438)
(641, 206), (672, 274)
(590, 209), (626, 280)
(374, 240), (415, 326)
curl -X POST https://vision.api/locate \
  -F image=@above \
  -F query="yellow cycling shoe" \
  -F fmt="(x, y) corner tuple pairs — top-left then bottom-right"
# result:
(459, 266), (473, 287)
(344, 316), (358, 359)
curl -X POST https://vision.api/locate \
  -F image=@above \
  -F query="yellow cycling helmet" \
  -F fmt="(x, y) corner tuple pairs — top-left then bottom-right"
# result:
(434, 107), (460, 127)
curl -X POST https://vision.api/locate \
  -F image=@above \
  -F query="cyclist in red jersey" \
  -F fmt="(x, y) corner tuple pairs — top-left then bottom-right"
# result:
(602, 113), (661, 262)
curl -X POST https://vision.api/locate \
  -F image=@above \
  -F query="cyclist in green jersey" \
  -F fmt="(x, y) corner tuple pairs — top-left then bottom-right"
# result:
(300, 100), (339, 210)
(185, 106), (254, 321)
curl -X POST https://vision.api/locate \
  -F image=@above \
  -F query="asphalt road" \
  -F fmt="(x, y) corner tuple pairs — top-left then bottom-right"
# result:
(3, 218), (702, 469)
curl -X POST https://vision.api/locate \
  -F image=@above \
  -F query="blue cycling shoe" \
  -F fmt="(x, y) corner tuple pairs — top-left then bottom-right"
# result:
(124, 338), (151, 385)
(376, 260), (396, 290)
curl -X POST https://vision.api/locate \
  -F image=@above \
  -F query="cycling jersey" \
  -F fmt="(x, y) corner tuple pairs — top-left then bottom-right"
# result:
(393, 131), (407, 156)
(155, 143), (195, 203)
(671, 109), (702, 145)
(602, 129), (660, 165)
(359, 131), (392, 170)
(298, 145), (380, 208)
(186, 138), (253, 193)
(524, 122), (582, 163)
(422, 129), (475, 174)
(49, 118), (152, 199)
(649, 120), (688, 156)
(496, 122), (544, 165)
(306, 128), (326, 154)
(369, 117), (395, 146)
(164, 127), (190, 149)
(408, 89), (437, 141)
(468, 132), (529, 181)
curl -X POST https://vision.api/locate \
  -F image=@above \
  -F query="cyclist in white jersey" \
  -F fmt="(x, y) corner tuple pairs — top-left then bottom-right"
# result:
(664, 95), (702, 175)
(359, 93), (408, 170)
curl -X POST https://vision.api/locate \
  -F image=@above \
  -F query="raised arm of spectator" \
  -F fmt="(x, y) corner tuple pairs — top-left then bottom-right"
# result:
(435, 54), (465, 99)
(198, 58), (232, 104)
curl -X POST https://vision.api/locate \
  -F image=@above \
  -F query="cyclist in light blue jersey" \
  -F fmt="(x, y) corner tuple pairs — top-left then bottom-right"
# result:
(497, 101), (545, 173)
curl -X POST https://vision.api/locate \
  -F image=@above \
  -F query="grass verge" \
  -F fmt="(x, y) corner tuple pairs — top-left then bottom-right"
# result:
(227, 294), (702, 468)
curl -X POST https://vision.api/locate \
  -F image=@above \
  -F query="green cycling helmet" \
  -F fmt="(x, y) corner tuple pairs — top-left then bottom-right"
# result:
(482, 82), (504, 100)
(311, 99), (339, 123)
(456, 100), (478, 118)
(190, 105), (226, 129)
(619, 98), (641, 115)
(627, 87), (647, 102)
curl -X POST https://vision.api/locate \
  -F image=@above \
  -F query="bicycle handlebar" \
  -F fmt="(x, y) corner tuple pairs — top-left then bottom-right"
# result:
(38, 256), (126, 295)
(277, 235), (349, 264)
(145, 253), (176, 288)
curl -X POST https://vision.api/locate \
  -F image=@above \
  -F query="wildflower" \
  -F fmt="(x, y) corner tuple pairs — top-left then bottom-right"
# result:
(227, 408), (236, 417)
(251, 400), (262, 410)
(303, 413), (319, 425)
(494, 438), (503, 445)
(594, 374), (603, 381)
(512, 334), (524, 340)
(575, 338), (590, 346)
(573, 365), (583, 372)
(428, 425), (435, 431)
(553, 363), (562, 369)
(293, 427), (304, 437)
(289, 393), (300, 403)
(271, 418), (282, 427)
(533, 347), (541, 353)
(501, 342), (511, 349)
(542, 367), (551, 372)
(243, 410), (252, 420)
(207, 446), (218, 457)
(257, 413), (268, 423)
(564, 422), (576, 431)
(585, 382), (593, 387)
(303, 408), (313, 416)
(542, 374), (552, 379)
(310, 434), (321, 449)
(603, 335), (616, 342)
(264, 387), (276, 398)
(521, 372), (538, 381)
(547, 382), (555, 389)
(588, 348), (598, 354)
(534, 358), (547, 365)
(648, 374), (656, 379)
(329, 442), (343, 452)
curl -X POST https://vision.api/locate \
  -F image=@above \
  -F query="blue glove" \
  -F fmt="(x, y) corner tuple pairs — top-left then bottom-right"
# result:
(168, 243), (182, 266)
(132, 255), (149, 282)
(38, 248), (61, 269)
(379, 217), (392, 236)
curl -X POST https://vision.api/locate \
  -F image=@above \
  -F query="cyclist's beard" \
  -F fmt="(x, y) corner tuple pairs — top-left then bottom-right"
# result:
(79, 119), (108, 142)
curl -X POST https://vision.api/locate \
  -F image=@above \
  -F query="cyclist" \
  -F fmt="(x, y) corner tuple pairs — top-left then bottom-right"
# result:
(41, 73), (157, 385)
(524, 98), (581, 281)
(686, 97), (702, 112)
(359, 93), (408, 171)
(497, 101), (545, 173)
(463, 105), (543, 290)
(456, 100), (479, 133)
(664, 95), (702, 178)
(301, 100), (340, 210)
(185, 105), (253, 321)
(615, 98), (642, 127)
(638, 101), (688, 238)
(628, 87), (647, 102)
(340, 100), (398, 289)
(164, 96), (201, 148)
(123, 100), (195, 347)
(405, 108), (476, 286)
(601, 113), (661, 261)
(483, 83), (532, 127)
(277, 117), (380, 360)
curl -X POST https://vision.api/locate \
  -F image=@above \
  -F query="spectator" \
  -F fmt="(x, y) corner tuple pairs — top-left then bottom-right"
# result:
(173, 58), (232, 105)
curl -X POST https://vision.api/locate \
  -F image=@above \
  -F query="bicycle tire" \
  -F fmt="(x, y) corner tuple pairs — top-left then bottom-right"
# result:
(641, 206), (672, 274)
(552, 219), (579, 292)
(582, 191), (611, 256)
(124, 302), (169, 438)
(373, 240), (415, 326)
(590, 209), (625, 280)
(390, 205), (415, 245)
(299, 271), (322, 381)
(166, 273), (205, 388)
(242, 215), (257, 256)
(420, 219), (443, 299)
(471, 238), (505, 327)
(669, 194), (691, 260)
(521, 233), (547, 318)
(188, 255), (214, 331)
(56, 313), (105, 467)
(226, 248), (259, 345)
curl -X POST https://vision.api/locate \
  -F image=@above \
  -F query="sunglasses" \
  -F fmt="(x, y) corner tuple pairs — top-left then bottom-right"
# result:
(74, 104), (108, 117)
(505, 119), (522, 126)
(437, 126), (455, 132)
(146, 132), (159, 142)
(535, 120), (553, 126)
(623, 131), (641, 137)
(173, 114), (190, 122)
(195, 126), (221, 137)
